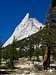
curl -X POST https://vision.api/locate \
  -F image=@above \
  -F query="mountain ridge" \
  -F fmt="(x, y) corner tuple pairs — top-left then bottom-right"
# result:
(2, 13), (44, 47)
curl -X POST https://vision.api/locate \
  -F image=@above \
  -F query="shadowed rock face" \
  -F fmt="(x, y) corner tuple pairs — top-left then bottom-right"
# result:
(52, 0), (56, 7)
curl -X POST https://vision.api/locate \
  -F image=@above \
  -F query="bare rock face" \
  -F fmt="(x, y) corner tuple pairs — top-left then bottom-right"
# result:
(3, 13), (43, 47)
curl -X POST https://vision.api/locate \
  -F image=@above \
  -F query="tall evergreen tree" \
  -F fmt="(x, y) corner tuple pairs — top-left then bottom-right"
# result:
(43, 0), (56, 69)
(8, 37), (18, 68)
(0, 43), (2, 65)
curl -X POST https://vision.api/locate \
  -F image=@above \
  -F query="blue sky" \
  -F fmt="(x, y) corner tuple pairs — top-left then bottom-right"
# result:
(0, 0), (51, 43)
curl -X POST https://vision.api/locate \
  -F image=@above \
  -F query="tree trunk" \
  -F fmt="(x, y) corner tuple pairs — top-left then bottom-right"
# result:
(43, 46), (50, 70)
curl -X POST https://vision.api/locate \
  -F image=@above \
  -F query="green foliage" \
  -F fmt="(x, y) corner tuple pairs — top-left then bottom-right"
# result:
(8, 39), (18, 68)
(18, 49), (25, 58)
(0, 42), (3, 65)
(3, 37), (18, 68)
(0, 45), (2, 65)
(34, 48), (42, 56)
(2, 19), (56, 68)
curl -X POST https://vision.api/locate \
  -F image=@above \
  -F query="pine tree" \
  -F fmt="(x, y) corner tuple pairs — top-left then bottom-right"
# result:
(0, 43), (2, 65)
(43, 0), (56, 69)
(8, 37), (18, 68)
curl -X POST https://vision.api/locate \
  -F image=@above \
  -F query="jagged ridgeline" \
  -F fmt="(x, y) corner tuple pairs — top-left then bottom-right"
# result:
(3, 13), (43, 47)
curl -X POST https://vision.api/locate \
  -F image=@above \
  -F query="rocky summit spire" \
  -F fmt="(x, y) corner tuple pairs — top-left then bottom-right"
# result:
(18, 13), (29, 27)
(2, 13), (43, 47)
